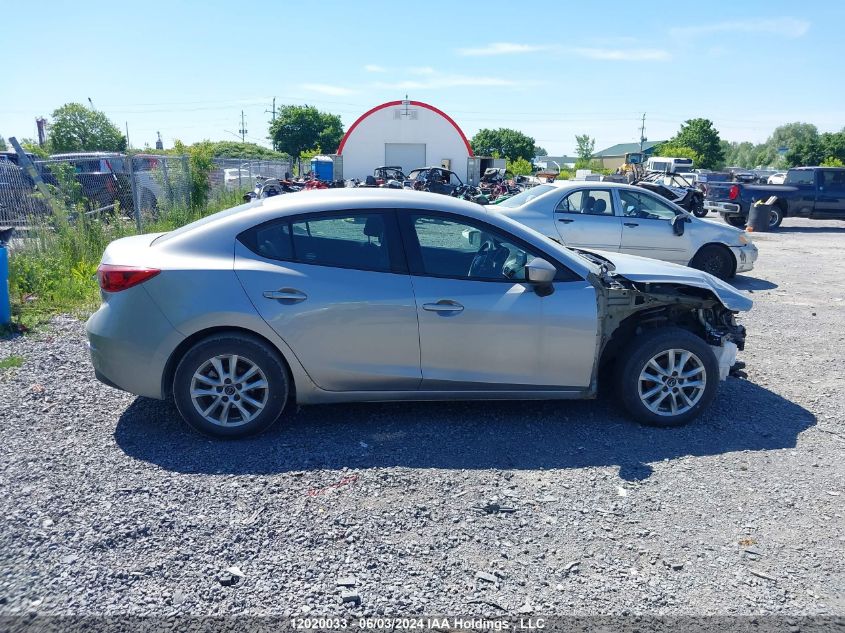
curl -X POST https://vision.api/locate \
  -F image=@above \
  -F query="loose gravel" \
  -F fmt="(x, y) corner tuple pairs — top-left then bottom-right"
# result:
(1, 217), (843, 619)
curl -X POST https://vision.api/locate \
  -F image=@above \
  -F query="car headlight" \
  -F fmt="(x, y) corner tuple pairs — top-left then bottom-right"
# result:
(738, 232), (750, 245)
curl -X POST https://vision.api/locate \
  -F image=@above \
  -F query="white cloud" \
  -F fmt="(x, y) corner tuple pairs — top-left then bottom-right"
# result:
(299, 83), (356, 96)
(374, 74), (523, 91)
(457, 42), (555, 56)
(571, 47), (671, 61)
(364, 64), (387, 73)
(671, 17), (810, 39)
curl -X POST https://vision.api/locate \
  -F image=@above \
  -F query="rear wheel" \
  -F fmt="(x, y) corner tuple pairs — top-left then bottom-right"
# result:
(768, 205), (784, 229)
(690, 244), (735, 280)
(616, 327), (719, 427)
(173, 333), (290, 438)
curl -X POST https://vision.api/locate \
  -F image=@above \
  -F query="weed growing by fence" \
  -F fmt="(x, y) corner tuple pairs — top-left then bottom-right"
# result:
(8, 189), (247, 329)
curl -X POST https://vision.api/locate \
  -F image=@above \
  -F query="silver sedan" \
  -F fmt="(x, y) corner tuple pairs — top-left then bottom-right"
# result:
(493, 181), (758, 280)
(86, 189), (751, 437)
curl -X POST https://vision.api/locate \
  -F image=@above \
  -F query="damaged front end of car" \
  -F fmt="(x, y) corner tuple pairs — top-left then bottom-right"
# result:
(578, 251), (750, 393)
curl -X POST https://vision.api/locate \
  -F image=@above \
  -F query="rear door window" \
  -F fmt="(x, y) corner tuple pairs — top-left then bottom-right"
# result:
(239, 211), (401, 273)
(555, 189), (614, 215)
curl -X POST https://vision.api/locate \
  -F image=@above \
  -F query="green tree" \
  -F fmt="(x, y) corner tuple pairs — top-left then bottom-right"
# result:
(574, 134), (595, 163)
(821, 157), (845, 167)
(653, 143), (702, 166)
(757, 122), (819, 167)
(269, 105), (344, 161)
(820, 130), (845, 164)
(506, 157), (534, 176)
(533, 145), (549, 157)
(666, 118), (724, 169)
(470, 128), (535, 162)
(206, 141), (289, 160)
(19, 138), (49, 158)
(0, 136), (6, 151)
(785, 138), (823, 167)
(47, 103), (127, 153)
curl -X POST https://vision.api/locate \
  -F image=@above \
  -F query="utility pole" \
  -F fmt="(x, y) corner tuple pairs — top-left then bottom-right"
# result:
(125, 121), (131, 149)
(265, 98), (277, 151)
(239, 110), (247, 142)
(639, 113), (647, 154)
(265, 97), (276, 122)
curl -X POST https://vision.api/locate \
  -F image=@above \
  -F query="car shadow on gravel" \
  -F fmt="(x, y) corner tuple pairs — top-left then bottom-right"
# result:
(731, 275), (778, 291)
(114, 378), (815, 482)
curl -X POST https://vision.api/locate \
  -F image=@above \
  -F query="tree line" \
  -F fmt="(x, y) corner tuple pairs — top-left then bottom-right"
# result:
(5, 103), (842, 172)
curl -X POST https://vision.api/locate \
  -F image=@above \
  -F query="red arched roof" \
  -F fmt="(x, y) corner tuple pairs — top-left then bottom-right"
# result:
(336, 100), (473, 156)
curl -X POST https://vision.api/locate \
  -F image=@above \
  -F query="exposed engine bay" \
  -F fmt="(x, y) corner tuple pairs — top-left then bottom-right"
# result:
(576, 249), (747, 388)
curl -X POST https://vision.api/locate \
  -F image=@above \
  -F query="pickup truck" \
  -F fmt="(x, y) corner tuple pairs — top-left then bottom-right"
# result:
(704, 166), (845, 228)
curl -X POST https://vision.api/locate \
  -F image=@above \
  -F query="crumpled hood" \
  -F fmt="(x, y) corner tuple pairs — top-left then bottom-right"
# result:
(585, 249), (753, 312)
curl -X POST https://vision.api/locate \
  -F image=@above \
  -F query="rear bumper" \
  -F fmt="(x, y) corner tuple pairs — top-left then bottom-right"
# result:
(730, 244), (758, 273)
(85, 286), (184, 399)
(705, 201), (742, 215)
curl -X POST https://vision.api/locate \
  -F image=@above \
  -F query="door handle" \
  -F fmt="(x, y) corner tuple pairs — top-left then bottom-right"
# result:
(624, 222), (639, 227)
(557, 217), (575, 224)
(263, 288), (307, 302)
(422, 300), (464, 314)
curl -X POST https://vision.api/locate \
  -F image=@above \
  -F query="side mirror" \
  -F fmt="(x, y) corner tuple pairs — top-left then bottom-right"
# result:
(525, 257), (557, 296)
(671, 214), (686, 236)
(525, 257), (556, 283)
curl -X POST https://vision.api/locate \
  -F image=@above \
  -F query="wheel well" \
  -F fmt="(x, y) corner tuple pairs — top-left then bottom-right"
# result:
(161, 326), (296, 402)
(598, 305), (707, 377)
(692, 242), (737, 277)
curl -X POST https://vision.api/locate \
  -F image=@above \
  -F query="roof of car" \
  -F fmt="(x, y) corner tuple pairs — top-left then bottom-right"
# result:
(546, 179), (638, 190)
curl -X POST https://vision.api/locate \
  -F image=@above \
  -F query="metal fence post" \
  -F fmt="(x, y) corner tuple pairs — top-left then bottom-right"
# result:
(160, 156), (174, 207)
(126, 155), (141, 232)
(181, 155), (191, 207)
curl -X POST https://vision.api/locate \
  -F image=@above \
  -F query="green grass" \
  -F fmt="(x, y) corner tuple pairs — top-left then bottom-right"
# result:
(8, 189), (248, 329)
(0, 355), (24, 370)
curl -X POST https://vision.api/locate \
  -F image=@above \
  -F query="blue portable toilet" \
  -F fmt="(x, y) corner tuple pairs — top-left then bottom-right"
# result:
(310, 155), (334, 181)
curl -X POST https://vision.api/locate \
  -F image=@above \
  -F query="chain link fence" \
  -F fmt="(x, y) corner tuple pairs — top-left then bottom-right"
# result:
(0, 152), (291, 233)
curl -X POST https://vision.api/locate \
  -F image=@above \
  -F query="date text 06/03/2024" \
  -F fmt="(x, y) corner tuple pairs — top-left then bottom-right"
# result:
(290, 618), (547, 631)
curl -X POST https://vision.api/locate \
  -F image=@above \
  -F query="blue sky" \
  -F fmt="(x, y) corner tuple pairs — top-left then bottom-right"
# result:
(3, 0), (842, 155)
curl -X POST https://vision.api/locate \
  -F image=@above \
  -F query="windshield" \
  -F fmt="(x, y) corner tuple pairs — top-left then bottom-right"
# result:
(495, 184), (556, 208)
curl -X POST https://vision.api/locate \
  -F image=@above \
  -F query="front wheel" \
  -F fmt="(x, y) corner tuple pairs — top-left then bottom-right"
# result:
(723, 214), (746, 228)
(173, 333), (290, 438)
(616, 328), (719, 427)
(690, 244), (735, 280)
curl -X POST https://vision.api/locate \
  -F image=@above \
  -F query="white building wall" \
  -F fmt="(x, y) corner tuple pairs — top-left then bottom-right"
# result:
(338, 103), (472, 181)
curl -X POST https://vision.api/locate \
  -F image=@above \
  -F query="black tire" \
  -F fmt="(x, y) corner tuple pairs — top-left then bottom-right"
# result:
(724, 214), (746, 228)
(691, 197), (708, 217)
(690, 244), (735, 280)
(768, 205), (784, 229)
(172, 333), (290, 438)
(615, 327), (720, 427)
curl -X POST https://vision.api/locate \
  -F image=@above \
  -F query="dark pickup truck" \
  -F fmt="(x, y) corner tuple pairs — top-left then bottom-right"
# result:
(704, 166), (845, 228)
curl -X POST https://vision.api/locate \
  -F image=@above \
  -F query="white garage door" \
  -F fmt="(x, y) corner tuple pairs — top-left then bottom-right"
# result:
(385, 143), (426, 174)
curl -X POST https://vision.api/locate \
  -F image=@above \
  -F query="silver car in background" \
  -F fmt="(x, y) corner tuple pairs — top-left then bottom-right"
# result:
(86, 189), (751, 438)
(493, 181), (758, 280)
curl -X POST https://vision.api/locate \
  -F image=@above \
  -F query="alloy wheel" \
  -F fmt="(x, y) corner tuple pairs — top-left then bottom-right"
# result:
(190, 354), (269, 427)
(637, 348), (707, 416)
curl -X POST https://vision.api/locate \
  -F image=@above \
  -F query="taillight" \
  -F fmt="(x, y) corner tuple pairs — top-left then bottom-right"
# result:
(728, 185), (739, 201)
(97, 264), (160, 292)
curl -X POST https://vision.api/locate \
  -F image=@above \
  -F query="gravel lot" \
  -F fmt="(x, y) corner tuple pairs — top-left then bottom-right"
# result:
(1, 217), (843, 620)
